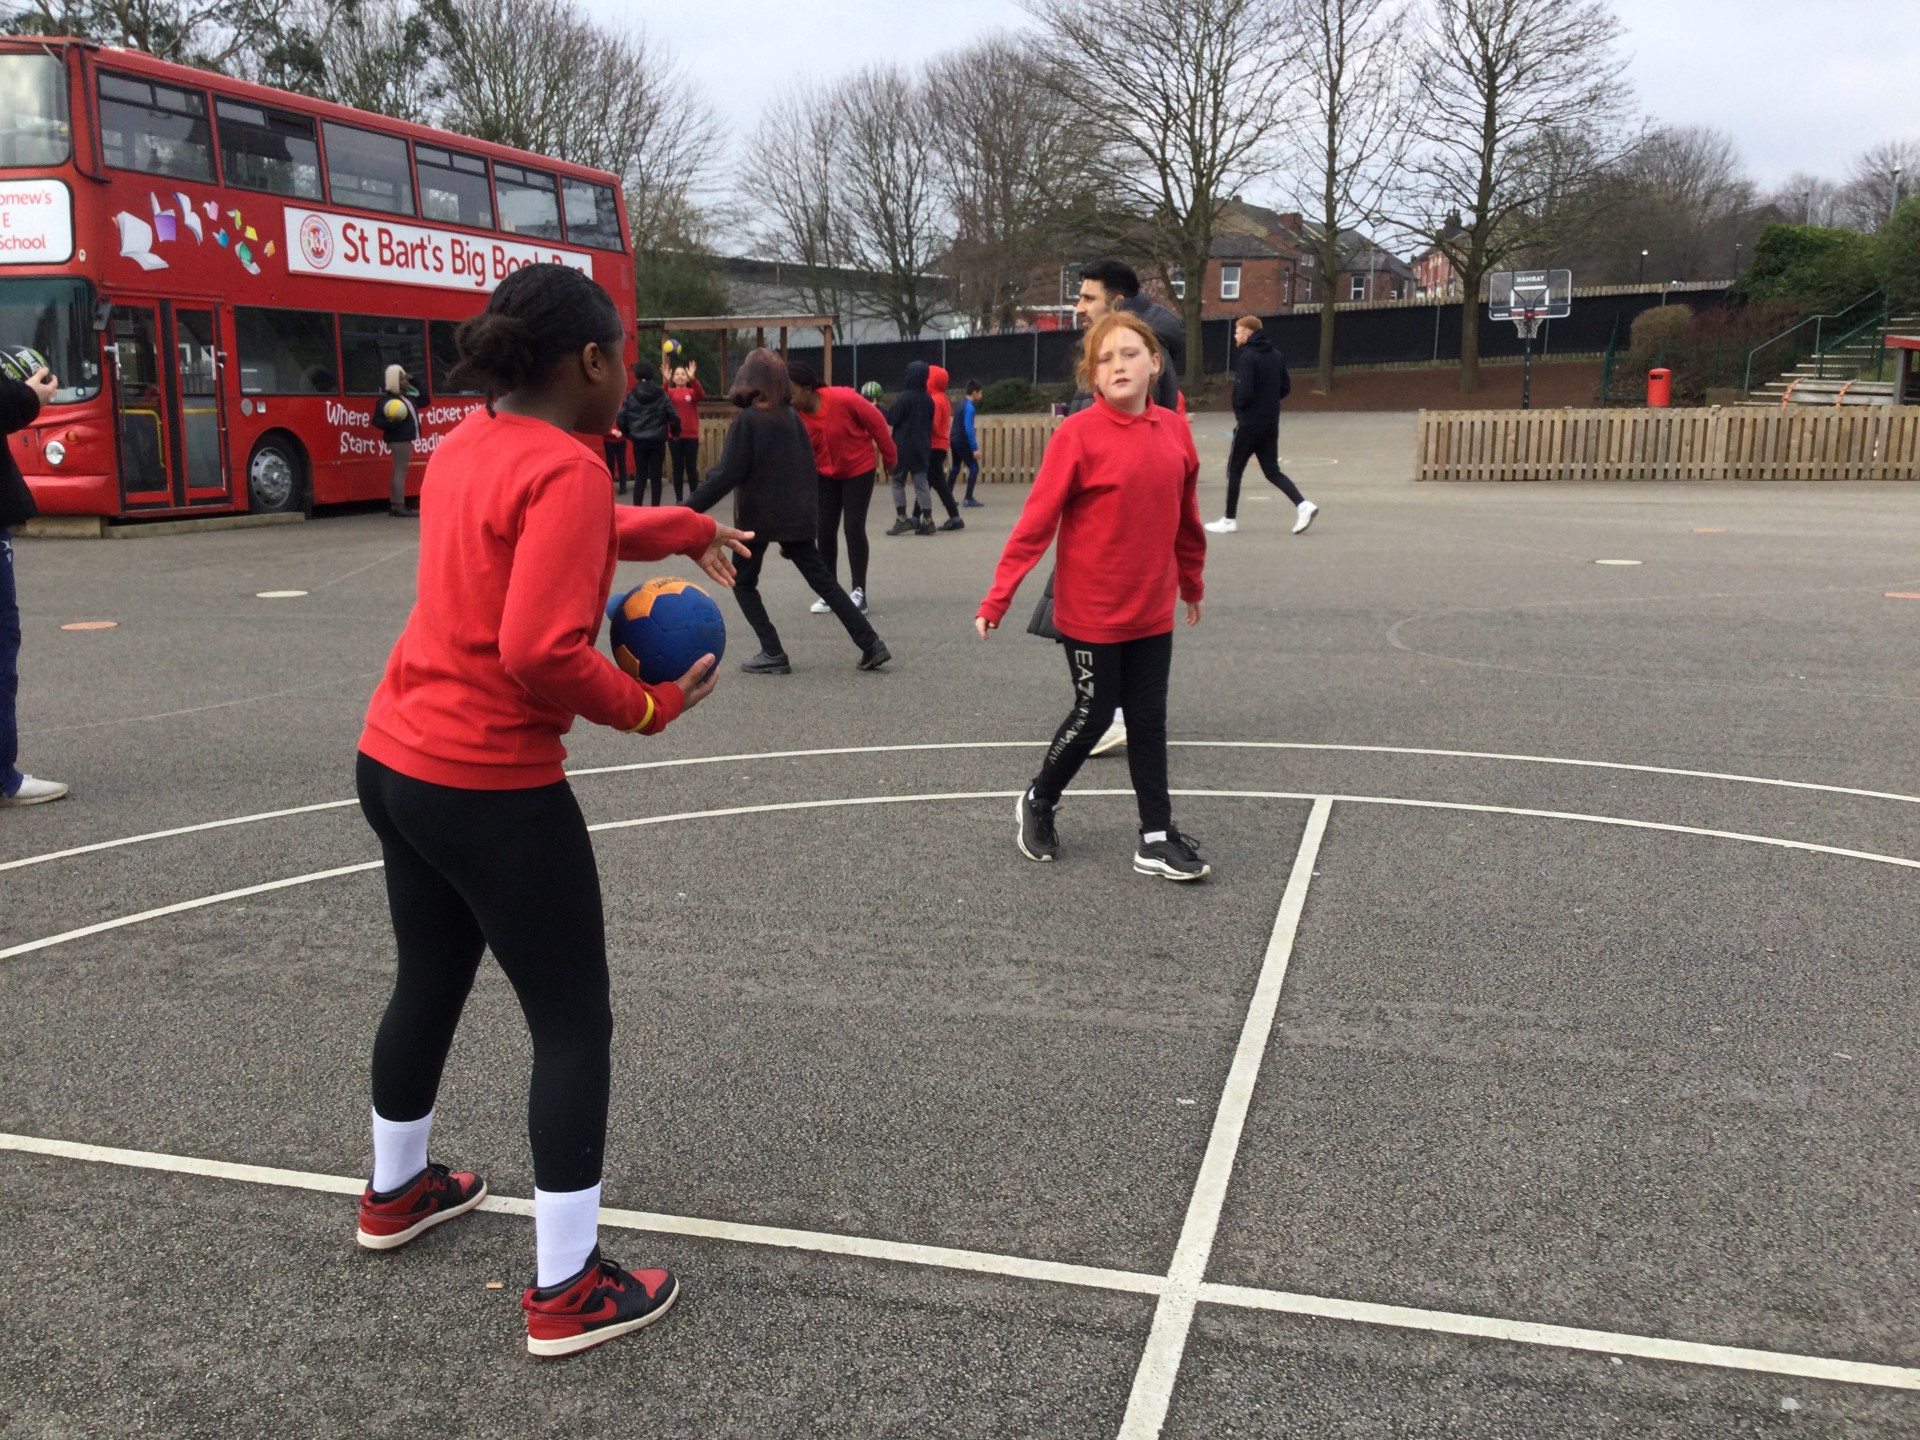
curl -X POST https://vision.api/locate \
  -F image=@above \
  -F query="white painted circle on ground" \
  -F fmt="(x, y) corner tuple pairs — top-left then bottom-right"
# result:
(1277, 456), (1340, 468)
(255, 590), (309, 599)
(1595, 559), (1642, 567)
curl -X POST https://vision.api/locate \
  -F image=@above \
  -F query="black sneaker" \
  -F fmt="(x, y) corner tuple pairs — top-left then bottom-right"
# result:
(857, 638), (891, 670)
(741, 650), (792, 674)
(886, 515), (916, 536)
(1133, 829), (1209, 881)
(523, 1247), (679, 1358)
(1015, 792), (1059, 862)
(915, 517), (938, 536)
(939, 516), (965, 531)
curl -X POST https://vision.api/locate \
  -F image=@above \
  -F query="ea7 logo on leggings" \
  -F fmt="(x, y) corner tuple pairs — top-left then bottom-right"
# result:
(1071, 649), (1095, 695)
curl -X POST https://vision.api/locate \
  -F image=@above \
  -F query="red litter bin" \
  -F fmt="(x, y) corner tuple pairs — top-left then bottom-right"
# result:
(1647, 368), (1672, 408)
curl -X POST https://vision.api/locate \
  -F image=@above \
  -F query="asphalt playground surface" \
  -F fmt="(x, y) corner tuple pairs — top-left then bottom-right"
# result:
(3, 410), (1918, 1437)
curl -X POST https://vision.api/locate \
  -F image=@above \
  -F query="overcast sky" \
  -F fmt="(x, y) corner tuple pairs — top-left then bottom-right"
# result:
(594, 0), (1919, 196)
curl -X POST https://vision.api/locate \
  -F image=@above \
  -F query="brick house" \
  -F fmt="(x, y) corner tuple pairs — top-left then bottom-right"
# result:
(1412, 213), (1470, 297)
(1214, 199), (1415, 307)
(1157, 233), (1304, 319)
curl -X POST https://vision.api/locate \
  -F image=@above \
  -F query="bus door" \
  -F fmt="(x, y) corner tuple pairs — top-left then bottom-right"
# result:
(108, 301), (231, 509)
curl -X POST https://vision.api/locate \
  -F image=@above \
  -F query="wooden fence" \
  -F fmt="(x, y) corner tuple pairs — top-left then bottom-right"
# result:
(1417, 407), (1920, 481)
(695, 412), (1061, 484)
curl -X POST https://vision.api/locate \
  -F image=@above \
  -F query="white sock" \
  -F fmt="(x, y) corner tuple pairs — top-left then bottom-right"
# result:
(1112, 708), (1125, 724)
(535, 1182), (603, 1286)
(1143, 830), (1168, 844)
(370, 1108), (433, 1193)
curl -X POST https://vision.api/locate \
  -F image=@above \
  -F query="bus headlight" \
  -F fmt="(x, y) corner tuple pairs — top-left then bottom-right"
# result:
(43, 440), (65, 466)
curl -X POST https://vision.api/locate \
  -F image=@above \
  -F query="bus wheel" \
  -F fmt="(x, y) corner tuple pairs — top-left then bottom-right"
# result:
(247, 435), (305, 514)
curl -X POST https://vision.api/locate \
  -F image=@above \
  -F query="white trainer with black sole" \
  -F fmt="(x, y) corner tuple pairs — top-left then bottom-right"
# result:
(1292, 500), (1318, 535)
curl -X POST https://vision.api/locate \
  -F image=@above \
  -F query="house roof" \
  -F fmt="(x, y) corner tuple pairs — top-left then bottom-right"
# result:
(1210, 232), (1287, 260)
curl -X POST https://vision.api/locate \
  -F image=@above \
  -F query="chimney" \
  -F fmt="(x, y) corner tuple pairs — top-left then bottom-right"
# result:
(1276, 212), (1303, 234)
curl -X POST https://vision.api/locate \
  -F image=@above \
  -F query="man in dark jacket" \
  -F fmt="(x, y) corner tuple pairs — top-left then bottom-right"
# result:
(884, 361), (937, 536)
(1067, 259), (1183, 415)
(1206, 316), (1316, 535)
(617, 361), (681, 506)
(1, 359), (67, 804)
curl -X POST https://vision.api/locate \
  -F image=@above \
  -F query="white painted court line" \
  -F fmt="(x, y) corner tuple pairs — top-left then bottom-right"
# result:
(0, 1133), (1162, 1298)
(1196, 1283), (1920, 1393)
(1118, 798), (1331, 1438)
(0, 861), (383, 962)
(10, 788), (1920, 965)
(9, 738), (1918, 875)
(10, 1116), (1915, 1392)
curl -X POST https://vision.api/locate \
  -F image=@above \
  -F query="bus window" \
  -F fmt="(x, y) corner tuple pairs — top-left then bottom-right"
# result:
(341, 314), (426, 396)
(0, 277), (100, 404)
(416, 144), (493, 229)
(0, 51), (71, 166)
(427, 318), (480, 396)
(494, 164), (561, 241)
(216, 100), (322, 200)
(561, 178), (624, 252)
(234, 306), (338, 394)
(97, 72), (213, 182)
(322, 121), (415, 218)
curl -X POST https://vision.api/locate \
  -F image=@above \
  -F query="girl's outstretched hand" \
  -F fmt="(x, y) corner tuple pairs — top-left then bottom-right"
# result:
(974, 615), (996, 639)
(1185, 600), (1203, 627)
(676, 654), (719, 710)
(698, 525), (754, 587)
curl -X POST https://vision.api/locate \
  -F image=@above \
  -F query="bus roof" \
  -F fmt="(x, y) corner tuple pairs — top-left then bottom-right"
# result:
(3, 37), (626, 188)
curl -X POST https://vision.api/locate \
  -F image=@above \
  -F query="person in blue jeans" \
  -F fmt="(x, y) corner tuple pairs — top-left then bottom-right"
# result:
(1, 360), (68, 805)
(954, 379), (985, 507)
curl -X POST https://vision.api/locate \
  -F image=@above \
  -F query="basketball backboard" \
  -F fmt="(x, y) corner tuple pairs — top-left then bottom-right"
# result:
(1486, 268), (1573, 321)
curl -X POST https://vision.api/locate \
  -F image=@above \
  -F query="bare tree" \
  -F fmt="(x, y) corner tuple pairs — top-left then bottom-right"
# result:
(1403, 0), (1635, 391)
(309, 0), (433, 120)
(4, 0), (336, 83)
(1835, 138), (1920, 231)
(1289, 0), (1411, 392)
(835, 64), (951, 338)
(738, 85), (857, 320)
(928, 35), (1102, 332)
(1025, 0), (1303, 389)
(1762, 171), (1848, 229)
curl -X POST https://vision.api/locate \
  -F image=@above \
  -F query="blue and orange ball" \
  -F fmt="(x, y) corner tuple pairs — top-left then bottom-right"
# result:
(607, 577), (726, 685)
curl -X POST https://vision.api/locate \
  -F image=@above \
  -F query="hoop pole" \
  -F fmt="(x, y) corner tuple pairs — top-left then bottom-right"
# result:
(1521, 312), (1535, 410)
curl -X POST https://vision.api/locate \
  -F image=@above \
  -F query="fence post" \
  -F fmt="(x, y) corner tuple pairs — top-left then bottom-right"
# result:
(1032, 330), (1039, 385)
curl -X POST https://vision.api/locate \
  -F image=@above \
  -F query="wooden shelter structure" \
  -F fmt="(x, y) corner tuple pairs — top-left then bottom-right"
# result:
(633, 315), (836, 387)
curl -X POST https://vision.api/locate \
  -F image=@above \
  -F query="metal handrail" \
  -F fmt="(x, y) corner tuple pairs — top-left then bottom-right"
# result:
(1812, 303), (1892, 379)
(1743, 290), (1883, 392)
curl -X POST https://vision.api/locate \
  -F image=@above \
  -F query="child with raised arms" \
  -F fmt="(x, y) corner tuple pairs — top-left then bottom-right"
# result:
(975, 311), (1210, 880)
(352, 263), (751, 1357)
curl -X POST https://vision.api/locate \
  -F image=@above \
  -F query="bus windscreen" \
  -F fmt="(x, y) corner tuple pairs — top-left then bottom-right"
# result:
(0, 277), (101, 404)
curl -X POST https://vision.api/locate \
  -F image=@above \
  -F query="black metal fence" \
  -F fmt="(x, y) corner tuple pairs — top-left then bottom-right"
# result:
(781, 284), (1731, 394)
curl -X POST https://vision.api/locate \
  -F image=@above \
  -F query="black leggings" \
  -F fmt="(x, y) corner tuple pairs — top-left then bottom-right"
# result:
(669, 438), (699, 501)
(632, 439), (668, 505)
(1032, 630), (1173, 832)
(817, 470), (876, 590)
(603, 439), (628, 489)
(733, 536), (877, 658)
(357, 753), (612, 1194)
(1225, 423), (1305, 518)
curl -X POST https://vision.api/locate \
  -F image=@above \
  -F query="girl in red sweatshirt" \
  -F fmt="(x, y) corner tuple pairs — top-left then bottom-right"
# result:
(353, 264), (751, 1358)
(976, 311), (1209, 880)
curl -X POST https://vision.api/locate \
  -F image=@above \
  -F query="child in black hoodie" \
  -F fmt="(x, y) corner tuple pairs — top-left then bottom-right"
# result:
(617, 361), (681, 505)
(885, 361), (936, 536)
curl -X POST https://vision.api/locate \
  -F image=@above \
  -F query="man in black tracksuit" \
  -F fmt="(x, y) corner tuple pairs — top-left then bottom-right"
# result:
(1066, 259), (1183, 415)
(885, 362), (936, 536)
(1207, 316), (1316, 536)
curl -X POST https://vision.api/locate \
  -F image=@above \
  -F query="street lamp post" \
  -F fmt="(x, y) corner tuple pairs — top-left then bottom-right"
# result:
(1638, 248), (1648, 284)
(1894, 166), (1905, 222)
(1733, 241), (1742, 277)
(1802, 189), (1812, 225)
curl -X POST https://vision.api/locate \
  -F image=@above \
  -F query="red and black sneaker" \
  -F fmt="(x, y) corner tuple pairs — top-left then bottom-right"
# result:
(523, 1248), (679, 1358)
(356, 1162), (488, 1251)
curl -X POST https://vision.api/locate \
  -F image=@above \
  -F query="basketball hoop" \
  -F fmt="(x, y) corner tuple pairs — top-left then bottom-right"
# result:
(1513, 312), (1543, 340)
(1485, 268), (1572, 410)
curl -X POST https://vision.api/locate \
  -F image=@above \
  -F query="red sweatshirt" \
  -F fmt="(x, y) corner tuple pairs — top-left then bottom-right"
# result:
(360, 408), (719, 790)
(929, 365), (953, 454)
(799, 386), (899, 479)
(666, 379), (705, 440)
(979, 395), (1204, 644)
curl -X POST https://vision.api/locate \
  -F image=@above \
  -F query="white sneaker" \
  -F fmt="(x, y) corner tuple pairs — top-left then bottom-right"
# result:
(3, 774), (68, 805)
(1292, 500), (1318, 535)
(810, 597), (831, 614)
(851, 587), (867, 613)
(1204, 517), (1237, 534)
(1090, 717), (1127, 756)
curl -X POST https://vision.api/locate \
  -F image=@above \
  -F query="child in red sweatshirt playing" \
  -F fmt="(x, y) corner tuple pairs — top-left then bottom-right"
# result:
(352, 264), (751, 1357)
(975, 311), (1209, 880)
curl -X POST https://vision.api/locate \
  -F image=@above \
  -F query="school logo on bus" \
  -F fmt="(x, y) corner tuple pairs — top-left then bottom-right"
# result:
(299, 214), (334, 269)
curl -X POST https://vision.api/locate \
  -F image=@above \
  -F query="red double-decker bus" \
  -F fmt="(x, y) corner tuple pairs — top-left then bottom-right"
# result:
(0, 39), (635, 518)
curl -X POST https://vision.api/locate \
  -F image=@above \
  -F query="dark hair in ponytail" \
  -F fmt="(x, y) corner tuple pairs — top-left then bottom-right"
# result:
(449, 264), (623, 409)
